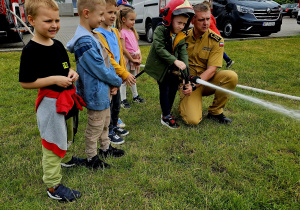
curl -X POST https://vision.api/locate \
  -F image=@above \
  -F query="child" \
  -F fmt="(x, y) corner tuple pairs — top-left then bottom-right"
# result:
(19, 0), (85, 201)
(67, 0), (125, 169)
(116, 7), (145, 109)
(144, 0), (194, 129)
(94, 0), (136, 144)
(203, 1), (234, 68)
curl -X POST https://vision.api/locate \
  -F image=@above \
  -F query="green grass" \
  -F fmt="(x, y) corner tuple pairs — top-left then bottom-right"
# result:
(1, 36), (300, 209)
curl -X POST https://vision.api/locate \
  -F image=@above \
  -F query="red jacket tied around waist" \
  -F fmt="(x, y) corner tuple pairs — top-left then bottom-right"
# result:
(35, 85), (86, 114)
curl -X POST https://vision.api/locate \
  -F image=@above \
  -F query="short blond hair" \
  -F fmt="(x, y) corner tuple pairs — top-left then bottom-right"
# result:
(25, 0), (59, 18)
(106, 0), (117, 7)
(77, 0), (106, 15)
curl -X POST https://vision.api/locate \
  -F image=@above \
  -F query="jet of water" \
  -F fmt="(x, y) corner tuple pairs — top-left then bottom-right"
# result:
(194, 79), (300, 121)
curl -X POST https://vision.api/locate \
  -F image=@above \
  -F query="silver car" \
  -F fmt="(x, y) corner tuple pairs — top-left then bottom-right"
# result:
(292, 5), (299, 18)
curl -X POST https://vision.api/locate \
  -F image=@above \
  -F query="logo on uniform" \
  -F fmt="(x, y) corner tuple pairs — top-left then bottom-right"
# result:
(219, 42), (224, 47)
(62, 62), (69, 69)
(202, 47), (211, 51)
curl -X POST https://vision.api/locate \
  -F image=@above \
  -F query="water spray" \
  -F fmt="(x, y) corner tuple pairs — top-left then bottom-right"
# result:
(236, 84), (300, 101)
(194, 78), (300, 121)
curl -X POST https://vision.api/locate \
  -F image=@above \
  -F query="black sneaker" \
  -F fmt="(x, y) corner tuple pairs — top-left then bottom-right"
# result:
(133, 95), (145, 103)
(109, 131), (125, 144)
(207, 113), (232, 124)
(113, 126), (129, 136)
(226, 60), (234, 68)
(86, 155), (111, 169)
(47, 184), (81, 202)
(98, 144), (125, 158)
(121, 99), (131, 109)
(161, 116), (180, 129)
(61, 156), (85, 168)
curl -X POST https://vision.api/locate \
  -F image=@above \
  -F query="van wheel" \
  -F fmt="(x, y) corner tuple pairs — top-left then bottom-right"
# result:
(222, 20), (234, 38)
(146, 23), (153, 43)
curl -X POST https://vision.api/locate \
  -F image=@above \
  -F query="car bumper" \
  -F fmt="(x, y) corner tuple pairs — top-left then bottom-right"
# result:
(233, 13), (282, 34)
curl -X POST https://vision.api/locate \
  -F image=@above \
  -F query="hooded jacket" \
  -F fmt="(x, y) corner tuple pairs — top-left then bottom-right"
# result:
(67, 25), (122, 111)
(144, 25), (189, 83)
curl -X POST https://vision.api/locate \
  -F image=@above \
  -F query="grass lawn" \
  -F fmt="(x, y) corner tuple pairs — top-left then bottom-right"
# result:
(0, 36), (299, 209)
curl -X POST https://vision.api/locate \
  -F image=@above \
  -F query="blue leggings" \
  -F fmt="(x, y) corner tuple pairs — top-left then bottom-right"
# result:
(223, 52), (231, 63)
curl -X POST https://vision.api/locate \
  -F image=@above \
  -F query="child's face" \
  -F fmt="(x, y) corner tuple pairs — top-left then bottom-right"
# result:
(122, 12), (136, 29)
(87, 4), (106, 29)
(28, 7), (60, 40)
(103, 3), (117, 27)
(171, 15), (188, 34)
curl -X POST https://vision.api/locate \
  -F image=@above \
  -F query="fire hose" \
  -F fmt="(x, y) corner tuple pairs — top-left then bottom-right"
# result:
(136, 65), (300, 101)
(8, 9), (34, 36)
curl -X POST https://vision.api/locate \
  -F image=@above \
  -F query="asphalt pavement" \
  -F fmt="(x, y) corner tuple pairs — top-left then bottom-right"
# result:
(0, 16), (299, 52)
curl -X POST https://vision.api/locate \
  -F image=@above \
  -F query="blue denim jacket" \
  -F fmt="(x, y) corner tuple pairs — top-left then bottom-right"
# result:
(67, 25), (122, 111)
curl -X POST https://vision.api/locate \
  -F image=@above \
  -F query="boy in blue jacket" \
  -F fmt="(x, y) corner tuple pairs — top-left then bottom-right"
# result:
(67, 0), (125, 169)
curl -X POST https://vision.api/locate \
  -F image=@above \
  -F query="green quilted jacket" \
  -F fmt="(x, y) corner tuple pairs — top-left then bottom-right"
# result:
(144, 25), (189, 83)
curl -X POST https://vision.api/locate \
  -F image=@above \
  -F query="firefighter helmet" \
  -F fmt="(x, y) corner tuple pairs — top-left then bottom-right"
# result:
(160, 0), (195, 29)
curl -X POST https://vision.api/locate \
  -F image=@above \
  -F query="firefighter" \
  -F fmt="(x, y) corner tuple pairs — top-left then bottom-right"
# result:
(178, 2), (238, 125)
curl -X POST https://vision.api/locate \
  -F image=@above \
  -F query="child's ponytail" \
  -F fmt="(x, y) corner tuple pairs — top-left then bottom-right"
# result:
(131, 25), (139, 41)
(116, 10), (123, 31)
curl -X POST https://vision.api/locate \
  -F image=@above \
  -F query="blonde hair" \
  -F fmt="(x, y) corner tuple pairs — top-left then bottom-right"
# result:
(105, 0), (117, 6)
(116, 7), (139, 40)
(77, 0), (106, 16)
(25, 0), (59, 18)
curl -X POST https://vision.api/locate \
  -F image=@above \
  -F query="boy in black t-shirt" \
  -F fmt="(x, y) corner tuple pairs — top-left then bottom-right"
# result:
(19, 0), (85, 202)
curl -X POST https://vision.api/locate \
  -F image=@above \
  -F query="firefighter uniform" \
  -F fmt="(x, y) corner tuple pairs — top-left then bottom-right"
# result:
(178, 28), (238, 125)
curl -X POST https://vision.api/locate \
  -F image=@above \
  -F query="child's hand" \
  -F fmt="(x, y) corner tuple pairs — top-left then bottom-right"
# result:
(55, 76), (73, 88)
(132, 59), (141, 65)
(68, 69), (79, 82)
(125, 74), (136, 87)
(174, 60), (186, 70)
(110, 87), (118, 95)
(181, 83), (193, 96)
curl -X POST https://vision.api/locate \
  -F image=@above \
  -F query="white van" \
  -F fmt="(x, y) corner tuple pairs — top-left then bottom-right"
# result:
(132, 0), (203, 43)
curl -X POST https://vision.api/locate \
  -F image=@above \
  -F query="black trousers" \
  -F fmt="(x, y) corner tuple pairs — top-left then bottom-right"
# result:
(109, 89), (120, 132)
(158, 73), (180, 117)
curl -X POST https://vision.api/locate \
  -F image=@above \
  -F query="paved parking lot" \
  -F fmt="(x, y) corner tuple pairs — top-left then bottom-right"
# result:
(0, 16), (299, 52)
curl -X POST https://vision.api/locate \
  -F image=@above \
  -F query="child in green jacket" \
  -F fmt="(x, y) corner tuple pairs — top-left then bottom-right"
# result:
(144, 0), (194, 129)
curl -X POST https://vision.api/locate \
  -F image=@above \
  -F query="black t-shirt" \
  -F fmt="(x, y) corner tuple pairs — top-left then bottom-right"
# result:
(19, 39), (71, 92)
